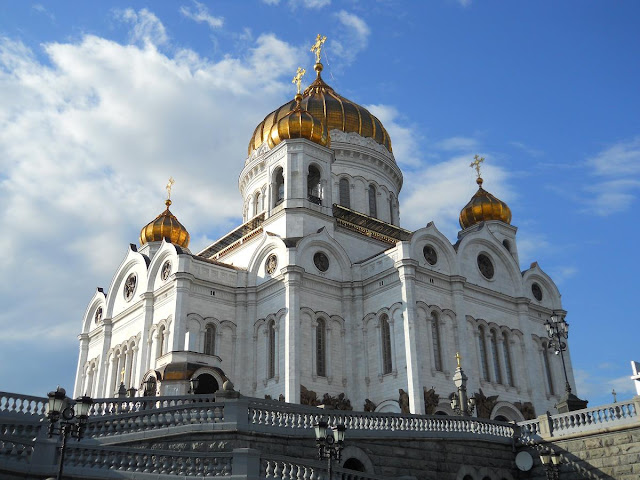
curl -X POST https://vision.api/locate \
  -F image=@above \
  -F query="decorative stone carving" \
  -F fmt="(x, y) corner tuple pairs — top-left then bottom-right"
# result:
(265, 254), (278, 275)
(473, 389), (499, 419)
(423, 387), (440, 415)
(514, 401), (536, 420)
(398, 389), (410, 414)
(161, 260), (171, 281)
(300, 385), (320, 406)
(330, 130), (395, 162)
(320, 392), (353, 411)
(278, 394), (285, 402)
(94, 306), (103, 324)
(123, 273), (137, 301)
(364, 398), (376, 412)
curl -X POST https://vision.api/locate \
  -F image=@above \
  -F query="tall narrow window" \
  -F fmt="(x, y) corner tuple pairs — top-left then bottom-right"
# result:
(255, 192), (262, 214)
(381, 315), (392, 375)
(339, 178), (350, 208)
(542, 342), (554, 395)
(431, 312), (442, 371)
(204, 324), (216, 355)
(478, 326), (489, 381)
(268, 320), (276, 379)
(307, 165), (322, 204)
(275, 168), (284, 206)
(368, 185), (377, 218)
(316, 318), (326, 377)
(490, 330), (502, 384)
(157, 326), (166, 358)
(502, 332), (514, 386)
(389, 196), (395, 224)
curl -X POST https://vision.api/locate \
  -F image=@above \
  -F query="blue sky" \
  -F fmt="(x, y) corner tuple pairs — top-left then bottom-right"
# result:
(0, 0), (638, 409)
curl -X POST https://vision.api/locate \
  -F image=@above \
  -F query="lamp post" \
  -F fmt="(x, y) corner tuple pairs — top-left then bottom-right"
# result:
(544, 312), (588, 413)
(450, 352), (476, 416)
(539, 448), (561, 480)
(314, 420), (346, 480)
(46, 386), (93, 480)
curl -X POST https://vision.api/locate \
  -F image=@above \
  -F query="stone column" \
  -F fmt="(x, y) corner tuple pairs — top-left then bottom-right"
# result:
(96, 319), (113, 398)
(450, 276), (472, 384)
(138, 292), (154, 378)
(73, 333), (90, 398)
(395, 258), (424, 414)
(515, 297), (540, 405)
(282, 265), (303, 403)
(171, 274), (191, 351)
(345, 282), (365, 404)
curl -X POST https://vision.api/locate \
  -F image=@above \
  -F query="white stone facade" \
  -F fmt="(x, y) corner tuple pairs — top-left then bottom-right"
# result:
(74, 130), (576, 421)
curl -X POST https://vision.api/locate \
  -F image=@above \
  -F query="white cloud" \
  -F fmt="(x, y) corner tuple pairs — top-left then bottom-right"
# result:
(330, 10), (370, 66)
(436, 136), (479, 152)
(510, 141), (543, 158)
(291, 0), (331, 8)
(180, 1), (224, 29)
(261, 0), (281, 4)
(583, 137), (640, 215)
(457, 0), (472, 7)
(366, 104), (422, 168)
(115, 8), (169, 46)
(0, 14), (302, 346)
(32, 4), (55, 21)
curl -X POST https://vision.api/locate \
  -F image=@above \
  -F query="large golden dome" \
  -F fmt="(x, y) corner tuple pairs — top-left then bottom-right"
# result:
(267, 94), (329, 149)
(140, 199), (190, 248)
(459, 177), (512, 229)
(249, 63), (392, 156)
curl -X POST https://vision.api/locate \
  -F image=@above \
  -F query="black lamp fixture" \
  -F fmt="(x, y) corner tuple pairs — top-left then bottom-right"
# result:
(314, 419), (346, 480)
(544, 311), (588, 413)
(189, 376), (200, 394)
(539, 448), (561, 480)
(46, 386), (93, 480)
(143, 376), (157, 396)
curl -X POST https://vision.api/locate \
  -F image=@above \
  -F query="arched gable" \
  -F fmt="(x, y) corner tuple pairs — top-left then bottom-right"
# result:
(410, 222), (459, 276)
(147, 240), (182, 292)
(246, 233), (288, 286)
(81, 288), (107, 334)
(521, 262), (562, 310)
(295, 227), (353, 282)
(105, 244), (150, 318)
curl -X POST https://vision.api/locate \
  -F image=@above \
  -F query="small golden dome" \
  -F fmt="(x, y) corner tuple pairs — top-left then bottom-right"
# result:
(140, 199), (190, 248)
(249, 62), (392, 156)
(267, 93), (329, 149)
(459, 177), (512, 229)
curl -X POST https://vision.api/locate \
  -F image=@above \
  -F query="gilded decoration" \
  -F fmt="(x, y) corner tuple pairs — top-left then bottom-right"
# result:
(459, 156), (512, 229)
(140, 178), (190, 248)
(248, 35), (392, 155)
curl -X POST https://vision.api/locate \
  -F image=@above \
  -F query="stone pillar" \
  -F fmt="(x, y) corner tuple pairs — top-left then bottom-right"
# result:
(395, 258), (424, 414)
(73, 333), (90, 398)
(450, 276), (472, 384)
(232, 448), (261, 479)
(346, 282), (365, 404)
(138, 292), (155, 379)
(96, 319), (113, 398)
(282, 265), (303, 403)
(515, 298), (540, 405)
(171, 275), (191, 351)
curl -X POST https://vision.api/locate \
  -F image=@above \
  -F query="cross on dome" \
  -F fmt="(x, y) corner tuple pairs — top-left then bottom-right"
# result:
(292, 67), (306, 95)
(311, 34), (327, 64)
(470, 155), (484, 179)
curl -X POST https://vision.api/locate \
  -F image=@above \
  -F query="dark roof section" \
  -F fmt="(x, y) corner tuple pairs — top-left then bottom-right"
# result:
(333, 204), (412, 245)
(198, 213), (265, 259)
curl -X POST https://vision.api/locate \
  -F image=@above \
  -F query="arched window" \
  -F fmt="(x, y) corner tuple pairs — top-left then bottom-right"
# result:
(204, 324), (216, 356)
(268, 320), (276, 379)
(275, 168), (284, 206)
(316, 318), (327, 377)
(503, 332), (514, 386)
(431, 312), (442, 371)
(368, 184), (377, 218)
(307, 165), (322, 204)
(478, 326), (489, 381)
(490, 330), (502, 384)
(542, 341), (554, 395)
(502, 239), (511, 252)
(339, 178), (350, 208)
(381, 315), (392, 375)
(157, 325), (166, 358)
(255, 192), (262, 214)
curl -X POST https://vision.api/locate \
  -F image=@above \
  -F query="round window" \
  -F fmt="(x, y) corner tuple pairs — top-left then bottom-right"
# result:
(123, 273), (137, 301)
(265, 254), (278, 275)
(477, 254), (494, 279)
(313, 252), (329, 272)
(423, 245), (438, 265)
(531, 283), (543, 301)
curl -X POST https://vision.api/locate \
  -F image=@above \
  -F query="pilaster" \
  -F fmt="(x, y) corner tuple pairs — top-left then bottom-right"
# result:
(73, 333), (90, 398)
(97, 319), (113, 398)
(282, 265), (304, 403)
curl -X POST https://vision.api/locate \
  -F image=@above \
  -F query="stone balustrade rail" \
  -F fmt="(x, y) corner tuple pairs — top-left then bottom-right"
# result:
(0, 437), (34, 464)
(0, 392), (47, 417)
(261, 456), (387, 480)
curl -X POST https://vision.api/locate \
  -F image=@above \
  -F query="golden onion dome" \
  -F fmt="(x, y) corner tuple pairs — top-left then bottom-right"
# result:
(459, 177), (512, 229)
(249, 62), (392, 156)
(267, 93), (328, 149)
(140, 199), (190, 248)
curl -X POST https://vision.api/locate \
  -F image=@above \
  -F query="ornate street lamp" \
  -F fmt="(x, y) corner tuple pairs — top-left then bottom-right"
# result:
(314, 420), (346, 480)
(539, 448), (561, 480)
(450, 352), (476, 416)
(46, 386), (93, 480)
(544, 312), (588, 413)
(189, 376), (200, 394)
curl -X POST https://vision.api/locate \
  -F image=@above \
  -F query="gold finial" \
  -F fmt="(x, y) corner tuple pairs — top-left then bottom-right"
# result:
(311, 34), (327, 64)
(470, 155), (484, 178)
(120, 367), (126, 383)
(455, 352), (462, 368)
(165, 177), (175, 208)
(292, 67), (306, 95)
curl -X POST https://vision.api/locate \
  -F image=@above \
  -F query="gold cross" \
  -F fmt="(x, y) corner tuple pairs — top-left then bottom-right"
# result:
(166, 177), (175, 200)
(292, 67), (306, 95)
(455, 352), (462, 368)
(120, 367), (126, 383)
(470, 155), (484, 178)
(311, 34), (327, 64)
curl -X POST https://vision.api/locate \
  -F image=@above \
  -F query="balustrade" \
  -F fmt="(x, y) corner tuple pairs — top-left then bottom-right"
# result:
(0, 392), (47, 417)
(551, 400), (636, 435)
(262, 458), (385, 480)
(0, 438), (34, 463)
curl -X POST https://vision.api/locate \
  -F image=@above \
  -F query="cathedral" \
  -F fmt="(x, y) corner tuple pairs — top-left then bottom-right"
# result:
(73, 36), (576, 421)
